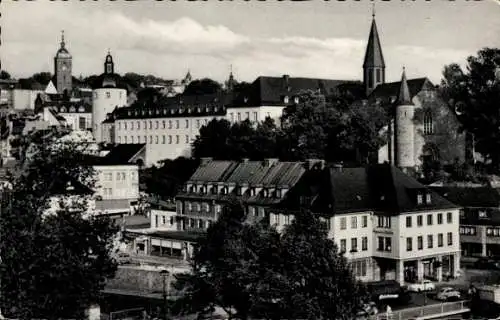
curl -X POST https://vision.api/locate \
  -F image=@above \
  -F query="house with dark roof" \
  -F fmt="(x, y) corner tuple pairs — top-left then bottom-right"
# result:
(431, 185), (500, 258)
(269, 163), (462, 284)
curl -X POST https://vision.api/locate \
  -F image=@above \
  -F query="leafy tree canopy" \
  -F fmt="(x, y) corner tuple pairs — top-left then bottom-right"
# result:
(441, 47), (500, 170)
(192, 91), (388, 164)
(0, 131), (118, 320)
(184, 78), (223, 96)
(174, 202), (368, 320)
(0, 70), (11, 80)
(141, 157), (200, 199)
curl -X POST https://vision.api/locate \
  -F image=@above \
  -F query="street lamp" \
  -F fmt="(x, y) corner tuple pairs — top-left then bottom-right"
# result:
(159, 269), (169, 320)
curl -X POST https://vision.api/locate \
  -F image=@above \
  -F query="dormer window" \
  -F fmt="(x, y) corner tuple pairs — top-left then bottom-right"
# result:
(417, 194), (423, 205)
(284, 96), (289, 104)
(479, 210), (488, 219)
(236, 187), (242, 196)
(294, 97), (299, 104)
(250, 188), (256, 196)
(425, 193), (431, 204)
(188, 185), (195, 193)
(276, 189), (282, 198)
(221, 187), (228, 195)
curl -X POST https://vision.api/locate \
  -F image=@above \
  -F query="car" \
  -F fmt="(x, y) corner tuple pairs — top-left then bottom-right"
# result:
(406, 280), (436, 292)
(436, 287), (461, 301)
(474, 258), (500, 270)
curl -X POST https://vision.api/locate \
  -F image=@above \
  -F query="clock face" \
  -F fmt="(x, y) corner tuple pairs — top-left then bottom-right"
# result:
(61, 64), (67, 71)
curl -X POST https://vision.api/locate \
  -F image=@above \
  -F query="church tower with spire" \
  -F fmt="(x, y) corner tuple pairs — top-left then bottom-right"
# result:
(363, 7), (385, 97)
(394, 68), (415, 170)
(54, 30), (73, 95)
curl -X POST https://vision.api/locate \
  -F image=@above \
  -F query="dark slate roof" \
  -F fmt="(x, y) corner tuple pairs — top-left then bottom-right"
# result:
(313, 164), (460, 216)
(111, 93), (231, 121)
(430, 186), (500, 208)
(90, 73), (129, 92)
(189, 160), (238, 183)
(104, 144), (146, 164)
(368, 77), (432, 101)
(363, 18), (385, 68)
(232, 76), (357, 107)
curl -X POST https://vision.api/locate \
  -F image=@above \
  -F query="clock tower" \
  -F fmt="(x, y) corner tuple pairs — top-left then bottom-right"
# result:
(54, 30), (73, 95)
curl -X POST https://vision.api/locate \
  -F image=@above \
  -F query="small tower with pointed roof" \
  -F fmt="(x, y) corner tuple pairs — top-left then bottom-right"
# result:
(394, 67), (415, 170)
(54, 30), (73, 95)
(226, 65), (237, 92)
(363, 5), (385, 97)
(104, 49), (114, 75)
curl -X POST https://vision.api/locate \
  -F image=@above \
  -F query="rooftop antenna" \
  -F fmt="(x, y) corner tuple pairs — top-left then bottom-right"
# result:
(372, 2), (376, 19)
(60, 30), (65, 48)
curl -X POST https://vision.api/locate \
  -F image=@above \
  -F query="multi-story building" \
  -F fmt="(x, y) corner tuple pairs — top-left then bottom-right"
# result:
(431, 185), (500, 258)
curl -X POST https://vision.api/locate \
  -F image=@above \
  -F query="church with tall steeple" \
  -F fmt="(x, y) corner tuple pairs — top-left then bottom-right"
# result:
(54, 30), (72, 95)
(362, 10), (471, 172)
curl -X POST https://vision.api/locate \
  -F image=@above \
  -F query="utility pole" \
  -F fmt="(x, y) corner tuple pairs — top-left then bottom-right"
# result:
(160, 269), (169, 320)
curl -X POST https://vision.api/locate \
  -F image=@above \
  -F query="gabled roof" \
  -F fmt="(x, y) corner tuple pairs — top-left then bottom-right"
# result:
(368, 77), (433, 101)
(45, 81), (58, 95)
(189, 161), (238, 183)
(103, 144), (146, 165)
(430, 186), (500, 208)
(313, 164), (459, 215)
(232, 76), (357, 107)
(363, 18), (385, 68)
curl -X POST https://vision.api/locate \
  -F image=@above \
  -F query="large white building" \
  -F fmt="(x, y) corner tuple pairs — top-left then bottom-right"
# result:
(168, 159), (461, 284)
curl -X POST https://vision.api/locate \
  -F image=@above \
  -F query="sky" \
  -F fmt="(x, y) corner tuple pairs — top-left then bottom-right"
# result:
(2, 0), (500, 85)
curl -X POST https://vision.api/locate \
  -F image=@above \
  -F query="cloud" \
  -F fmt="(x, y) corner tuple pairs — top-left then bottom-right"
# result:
(1, 2), (474, 85)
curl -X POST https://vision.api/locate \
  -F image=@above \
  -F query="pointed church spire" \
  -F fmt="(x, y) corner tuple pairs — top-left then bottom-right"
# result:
(363, 9), (385, 69)
(60, 30), (66, 49)
(363, 6), (386, 96)
(396, 67), (413, 105)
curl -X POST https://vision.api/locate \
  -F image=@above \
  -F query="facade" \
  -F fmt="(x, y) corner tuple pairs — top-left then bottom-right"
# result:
(270, 164), (461, 283)
(431, 185), (500, 258)
(92, 52), (128, 143)
(54, 31), (72, 95)
(12, 89), (45, 110)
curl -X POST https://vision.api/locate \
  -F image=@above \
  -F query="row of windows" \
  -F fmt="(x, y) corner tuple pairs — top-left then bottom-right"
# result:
(417, 193), (432, 205)
(405, 212), (453, 228)
(406, 233), (453, 251)
(460, 226), (477, 235)
(487, 228), (500, 237)
(102, 171), (137, 182)
(182, 202), (222, 215)
(377, 237), (392, 252)
(59, 106), (87, 113)
(271, 213), (293, 225)
(181, 218), (213, 230)
(154, 215), (175, 228)
(102, 188), (113, 196)
(117, 118), (209, 131)
(188, 184), (287, 199)
(94, 91), (123, 99)
(249, 206), (266, 218)
(340, 215), (369, 230)
(228, 111), (261, 122)
(117, 135), (191, 145)
(340, 237), (369, 253)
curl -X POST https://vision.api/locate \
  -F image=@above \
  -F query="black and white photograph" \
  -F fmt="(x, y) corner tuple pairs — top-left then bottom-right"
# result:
(1, 0), (500, 319)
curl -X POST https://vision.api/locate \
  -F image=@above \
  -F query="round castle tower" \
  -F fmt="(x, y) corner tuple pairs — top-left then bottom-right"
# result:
(395, 68), (415, 169)
(92, 51), (127, 143)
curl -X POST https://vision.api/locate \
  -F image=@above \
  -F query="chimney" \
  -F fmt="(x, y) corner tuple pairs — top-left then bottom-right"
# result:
(305, 159), (325, 170)
(200, 157), (213, 166)
(282, 75), (290, 88)
(332, 162), (343, 172)
(263, 158), (278, 167)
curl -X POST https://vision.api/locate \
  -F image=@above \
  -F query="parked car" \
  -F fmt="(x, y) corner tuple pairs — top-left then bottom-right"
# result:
(436, 287), (461, 301)
(474, 258), (500, 270)
(406, 280), (436, 292)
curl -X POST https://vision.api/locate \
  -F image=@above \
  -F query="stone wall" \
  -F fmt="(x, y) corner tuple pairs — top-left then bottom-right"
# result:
(106, 266), (180, 293)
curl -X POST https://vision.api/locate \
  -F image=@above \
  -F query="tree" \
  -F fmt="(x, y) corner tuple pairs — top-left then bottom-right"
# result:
(192, 119), (233, 160)
(0, 70), (11, 80)
(441, 48), (500, 171)
(183, 78), (223, 96)
(32, 72), (53, 86)
(141, 157), (200, 199)
(174, 203), (367, 320)
(281, 91), (387, 163)
(0, 131), (118, 319)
